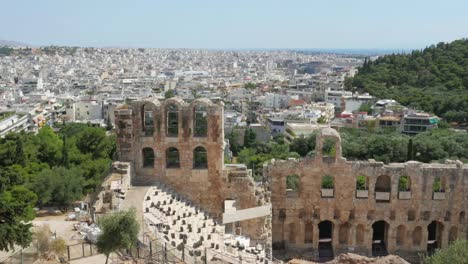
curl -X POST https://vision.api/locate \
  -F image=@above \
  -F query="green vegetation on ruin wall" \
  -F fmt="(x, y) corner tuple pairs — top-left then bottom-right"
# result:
(345, 39), (468, 124)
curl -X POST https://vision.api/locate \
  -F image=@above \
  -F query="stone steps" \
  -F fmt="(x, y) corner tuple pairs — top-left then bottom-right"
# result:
(143, 183), (266, 263)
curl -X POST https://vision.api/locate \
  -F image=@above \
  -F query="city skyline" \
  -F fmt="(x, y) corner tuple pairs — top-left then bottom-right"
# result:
(1, 0), (468, 50)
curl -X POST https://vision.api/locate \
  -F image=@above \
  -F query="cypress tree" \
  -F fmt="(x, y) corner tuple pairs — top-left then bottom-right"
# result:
(407, 138), (414, 161)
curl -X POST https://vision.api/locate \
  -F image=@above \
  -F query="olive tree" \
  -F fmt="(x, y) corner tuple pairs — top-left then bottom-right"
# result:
(97, 208), (139, 264)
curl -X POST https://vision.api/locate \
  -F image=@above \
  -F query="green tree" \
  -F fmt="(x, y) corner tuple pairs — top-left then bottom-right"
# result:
(347, 39), (468, 124)
(34, 126), (63, 165)
(244, 82), (256, 89)
(407, 138), (414, 161)
(243, 128), (256, 148)
(290, 135), (310, 157)
(317, 116), (327, 124)
(424, 240), (468, 264)
(31, 167), (84, 207)
(62, 135), (69, 167)
(226, 129), (240, 156)
(0, 186), (37, 251)
(165, 89), (175, 99)
(75, 127), (113, 159)
(97, 208), (140, 264)
(358, 102), (373, 114)
(15, 137), (25, 166)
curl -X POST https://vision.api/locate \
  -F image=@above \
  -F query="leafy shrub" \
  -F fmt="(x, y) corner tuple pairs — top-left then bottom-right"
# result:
(321, 175), (334, 189)
(356, 175), (367, 190)
(398, 176), (410, 191)
(424, 240), (468, 264)
(286, 174), (300, 191)
(433, 176), (444, 192)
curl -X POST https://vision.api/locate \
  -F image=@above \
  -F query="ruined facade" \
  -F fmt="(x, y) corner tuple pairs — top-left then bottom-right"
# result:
(265, 128), (468, 262)
(115, 98), (270, 245)
(115, 98), (467, 263)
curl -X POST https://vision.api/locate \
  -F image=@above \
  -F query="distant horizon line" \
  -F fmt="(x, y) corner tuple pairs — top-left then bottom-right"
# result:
(1, 41), (416, 55)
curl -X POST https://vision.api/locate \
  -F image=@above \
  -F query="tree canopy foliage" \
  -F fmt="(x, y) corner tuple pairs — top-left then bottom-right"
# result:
(346, 39), (468, 124)
(287, 128), (468, 164)
(424, 240), (468, 264)
(97, 208), (139, 264)
(0, 124), (115, 251)
(237, 136), (300, 180)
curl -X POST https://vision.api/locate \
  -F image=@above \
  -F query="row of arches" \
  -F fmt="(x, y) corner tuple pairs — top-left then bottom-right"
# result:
(142, 146), (208, 169)
(287, 220), (460, 255)
(142, 104), (208, 137)
(286, 174), (448, 200)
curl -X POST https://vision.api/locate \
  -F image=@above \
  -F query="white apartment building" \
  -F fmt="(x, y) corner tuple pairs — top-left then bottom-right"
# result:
(263, 92), (290, 109)
(65, 99), (103, 122)
(325, 88), (373, 112)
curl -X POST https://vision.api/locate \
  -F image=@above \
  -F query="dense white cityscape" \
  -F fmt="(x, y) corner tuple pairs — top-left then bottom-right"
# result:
(0, 47), (438, 139)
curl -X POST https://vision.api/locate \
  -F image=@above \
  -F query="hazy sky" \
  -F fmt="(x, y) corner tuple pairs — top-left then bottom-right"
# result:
(1, 0), (467, 49)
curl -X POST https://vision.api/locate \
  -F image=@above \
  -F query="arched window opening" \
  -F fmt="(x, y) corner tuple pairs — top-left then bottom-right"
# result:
(433, 176), (446, 200)
(286, 174), (300, 191)
(321, 174), (334, 198)
(142, 148), (155, 168)
(396, 225), (406, 246)
(398, 175), (411, 199)
(372, 220), (389, 257)
(304, 221), (313, 244)
(356, 224), (365, 245)
(433, 176), (445, 192)
(193, 105), (208, 137)
(322, 137), (337, 157)
(339, 223), (350, 245)
(193, 146), (208, 169)
(398, 176), (411, 191)
(412, 226), (422, 246)
(375, 175), (391, 192)
(166, 104), (178, 137)
(356, 175), (369, 198)
(375, 175), (391, 202)
(142, 104), (154, 136)
(166, 147), (180, 168)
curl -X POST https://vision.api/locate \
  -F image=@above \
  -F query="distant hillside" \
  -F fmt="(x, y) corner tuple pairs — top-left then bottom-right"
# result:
(345, 39), (468, 124)
(0, 39), (29, 47)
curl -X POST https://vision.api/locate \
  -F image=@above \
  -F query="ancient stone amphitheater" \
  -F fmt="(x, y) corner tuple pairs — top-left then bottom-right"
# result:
(115, 98), (467, 263)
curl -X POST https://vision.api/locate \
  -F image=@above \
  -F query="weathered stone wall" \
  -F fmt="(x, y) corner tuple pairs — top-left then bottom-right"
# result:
(115, 98), (269, 241)
(266, 128), (468, 262)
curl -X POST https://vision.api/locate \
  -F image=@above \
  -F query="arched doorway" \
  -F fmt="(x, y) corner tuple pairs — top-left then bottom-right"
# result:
(427, 221), (443, 254)
(318, 220), (334, 261)
(372, 220), (389, 256)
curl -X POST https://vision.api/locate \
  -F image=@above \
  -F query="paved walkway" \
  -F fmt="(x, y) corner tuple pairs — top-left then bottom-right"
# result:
(121, 186), (150, 239)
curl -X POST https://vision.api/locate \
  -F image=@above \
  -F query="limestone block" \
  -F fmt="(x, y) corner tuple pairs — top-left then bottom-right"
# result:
(375, 191), (390, 201)
(398, 191), (411, 200)
(356, 190), (369, 198)
(433, 192), (445, 200)
(321, 189), (334, 198)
